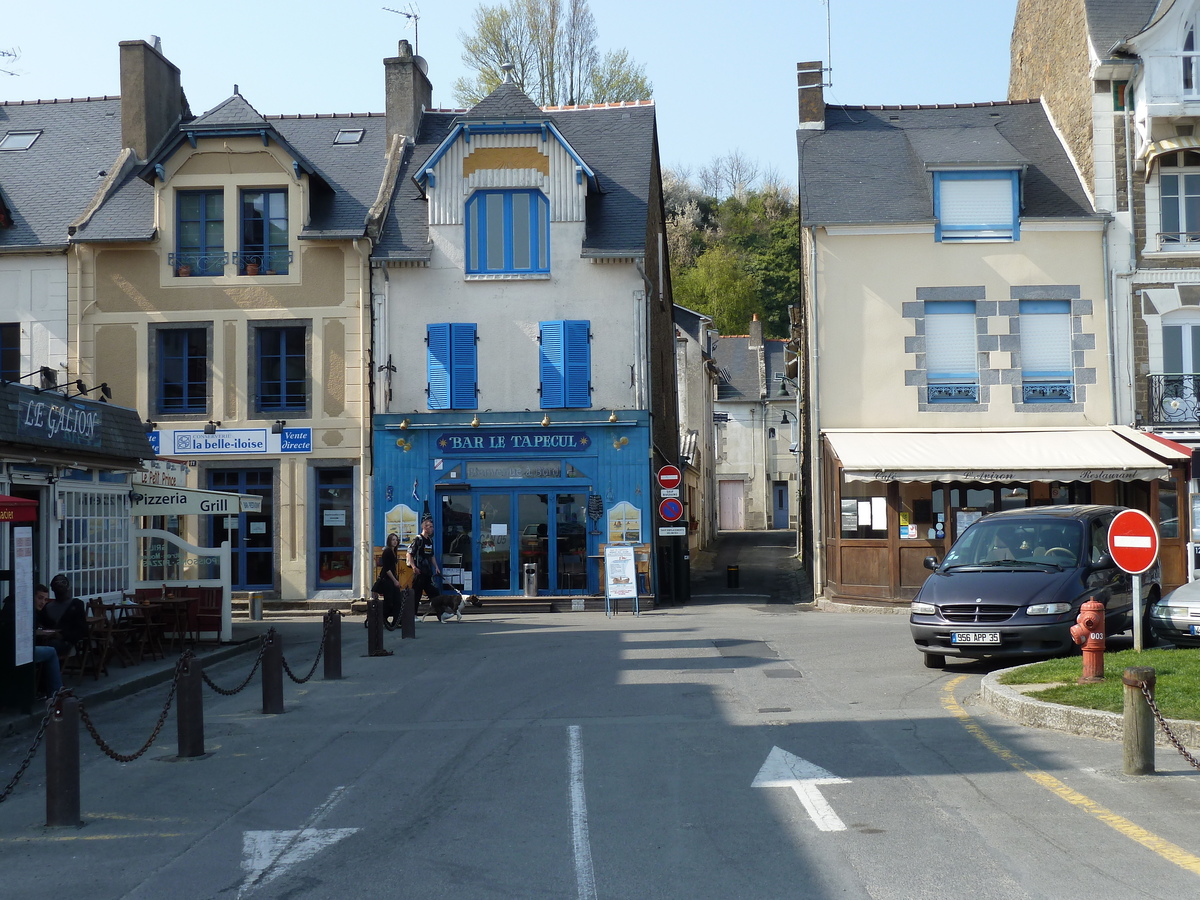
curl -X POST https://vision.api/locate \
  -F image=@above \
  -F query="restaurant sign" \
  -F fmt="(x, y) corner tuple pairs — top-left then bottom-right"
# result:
(17, 393), (102, 449)
(436, 430), (590, 454)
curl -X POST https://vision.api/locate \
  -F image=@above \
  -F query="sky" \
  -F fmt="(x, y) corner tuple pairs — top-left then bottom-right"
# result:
(3, 0), (1020, 187)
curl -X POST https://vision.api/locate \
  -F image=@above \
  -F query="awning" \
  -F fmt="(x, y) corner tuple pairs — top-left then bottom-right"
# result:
(825, 427), (1182, 484)
(0, 494), (38, 523)
(1142, 135), (1200, 178)
(129, 484), (263, 516)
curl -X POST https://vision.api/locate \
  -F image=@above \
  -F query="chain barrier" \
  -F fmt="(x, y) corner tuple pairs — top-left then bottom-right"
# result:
(0, 691), (59, 804)
(201, 635), (268, 695)
(1137, 680), (1200, 771)
(280, 617), (330, 684)
(76, 654), (186, 763)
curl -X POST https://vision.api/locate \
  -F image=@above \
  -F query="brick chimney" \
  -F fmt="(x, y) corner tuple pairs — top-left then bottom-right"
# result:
(385, 39), (433, 142)
(797, 61), (825, 131)
(119, 39), (186, 160)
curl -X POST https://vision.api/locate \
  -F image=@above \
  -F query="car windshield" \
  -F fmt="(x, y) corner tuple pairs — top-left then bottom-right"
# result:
(942, 518), (1083, 568)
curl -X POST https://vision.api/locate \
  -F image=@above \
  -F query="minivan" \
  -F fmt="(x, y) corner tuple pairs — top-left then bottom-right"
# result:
(909, 505), (1160, 668)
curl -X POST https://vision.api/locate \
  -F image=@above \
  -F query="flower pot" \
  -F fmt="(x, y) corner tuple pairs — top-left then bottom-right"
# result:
(245, 263), (260, 276)
(177, 264), (192, 277)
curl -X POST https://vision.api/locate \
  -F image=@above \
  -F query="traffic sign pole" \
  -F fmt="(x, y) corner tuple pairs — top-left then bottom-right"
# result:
(1107, 509), (1160, 652)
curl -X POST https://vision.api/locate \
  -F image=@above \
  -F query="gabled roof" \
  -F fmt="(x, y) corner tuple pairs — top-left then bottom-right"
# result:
(0, 97), (123, 251)
(712, 336), (790, 401)
(797, 100), (1096, 227)
(1083, 0), (1160, 56)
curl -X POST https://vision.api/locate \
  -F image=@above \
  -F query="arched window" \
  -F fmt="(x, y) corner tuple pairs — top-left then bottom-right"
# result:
(1185, 21), (1197, 93)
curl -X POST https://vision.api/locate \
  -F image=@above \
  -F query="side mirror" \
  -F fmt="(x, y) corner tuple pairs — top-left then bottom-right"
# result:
(923, 556), (939, 571)
(1088, 553), (1115, 570)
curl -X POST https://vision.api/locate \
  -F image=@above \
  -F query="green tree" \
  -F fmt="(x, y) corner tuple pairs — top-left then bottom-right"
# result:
(672, 245), (763, 336)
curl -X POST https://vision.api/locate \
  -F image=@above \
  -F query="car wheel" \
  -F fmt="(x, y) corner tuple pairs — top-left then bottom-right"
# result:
(1141, 588), (1160, 646)
(923, 652), (946, 669)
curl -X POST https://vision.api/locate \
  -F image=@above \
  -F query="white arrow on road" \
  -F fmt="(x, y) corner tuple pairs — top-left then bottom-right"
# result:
(239, 786), (359, 896)
(752, 746), (850, 832)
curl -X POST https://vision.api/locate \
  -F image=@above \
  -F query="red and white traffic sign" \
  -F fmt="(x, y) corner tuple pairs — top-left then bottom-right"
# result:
(1107, 509), (1159, 575)
(659, 497), (684, 522)
(657, 465), (682, 490)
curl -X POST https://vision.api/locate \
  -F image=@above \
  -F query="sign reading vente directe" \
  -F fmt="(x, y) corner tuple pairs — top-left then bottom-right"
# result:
(436, 430), (591, 454)
(18, 393), (103, 448)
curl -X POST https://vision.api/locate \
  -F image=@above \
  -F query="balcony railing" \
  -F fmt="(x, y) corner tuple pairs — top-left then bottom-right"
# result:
(927, 383), (978, 403)
(168, 251), (228, 277)
(1142, 51), (1200, 104)
(232, 249), (293, 275)
(1022, 382), (1074, 403)
(1157, 232), (1200, 250)
(1148, 373), (1200, 425)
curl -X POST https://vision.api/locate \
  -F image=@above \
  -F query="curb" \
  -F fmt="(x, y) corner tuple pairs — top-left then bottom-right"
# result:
(815, 597), (910, 615)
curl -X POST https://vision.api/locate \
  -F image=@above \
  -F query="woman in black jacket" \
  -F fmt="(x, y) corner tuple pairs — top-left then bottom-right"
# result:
(376, 533), (404, 630)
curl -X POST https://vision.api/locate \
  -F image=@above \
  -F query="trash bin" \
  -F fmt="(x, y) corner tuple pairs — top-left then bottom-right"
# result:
(249, 592), (264, 620)
(523, 563), (538, 597)
(726, 565), (739, 589)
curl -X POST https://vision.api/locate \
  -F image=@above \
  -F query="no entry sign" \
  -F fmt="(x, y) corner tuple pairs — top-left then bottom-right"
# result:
(657, 465), (682, 489)
(1107, 509), (1159, 575)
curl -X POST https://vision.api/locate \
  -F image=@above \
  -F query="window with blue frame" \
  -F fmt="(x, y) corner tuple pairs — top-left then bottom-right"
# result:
(316, 467), (354, 588)
(255, 324), (308, 413)
(0, 323), (18, 383)
(427, 323), (478, 409)
(176, 190), (225, 275)
(157, 327), (208, 414)
(934, 171), (1020, 242)
(924, 302), (978, 403)
(241, 189), (289, 274)
(465, 189), (549, 274)
(539, 320), (591, 408)
(1019, 300), (1074, 403)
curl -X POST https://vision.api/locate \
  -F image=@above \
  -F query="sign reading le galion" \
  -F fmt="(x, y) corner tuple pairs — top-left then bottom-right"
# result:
(18, 393), (102, 448)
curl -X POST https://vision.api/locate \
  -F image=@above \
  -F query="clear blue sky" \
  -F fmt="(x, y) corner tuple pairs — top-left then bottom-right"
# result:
(4, 0), (1019, 187)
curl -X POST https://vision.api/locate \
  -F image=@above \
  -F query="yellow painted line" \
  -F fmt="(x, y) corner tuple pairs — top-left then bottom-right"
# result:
(0, 833), (186, 842)
(942, 676), (1200, 876)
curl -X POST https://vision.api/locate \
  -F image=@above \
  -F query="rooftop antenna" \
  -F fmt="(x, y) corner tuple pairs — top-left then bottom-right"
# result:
(822, 0), (833, 87)
(383, 5), (420, 57)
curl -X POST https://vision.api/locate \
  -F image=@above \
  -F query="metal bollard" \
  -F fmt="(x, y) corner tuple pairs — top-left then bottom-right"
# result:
(45, 694), (81, 827)
(323, 610), (342, 679)
(726, 565), (739, 589)
(262, 629), (284, 714)
(401, 588), (416, 639)
(366, 598), (392, 657)
(176, 654), (205, 758)
(1122, 666), (1156, 776)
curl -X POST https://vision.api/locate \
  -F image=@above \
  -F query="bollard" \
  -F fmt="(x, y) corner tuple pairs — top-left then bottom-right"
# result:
(1069, 598), (1105, 684)
(45, 694), (81, 827)
(323, 610), (343, 680)
(726, 565), (739, 589)
(176, 654), (205, 758)
(401, 588), (416, 640)
(262, 629), (284, 714)
(366, 598), (392, 657)
(1122, 666), (1156, 776)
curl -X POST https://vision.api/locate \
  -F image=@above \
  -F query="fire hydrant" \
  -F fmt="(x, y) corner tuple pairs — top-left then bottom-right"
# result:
(1070, 597), (1106, 684)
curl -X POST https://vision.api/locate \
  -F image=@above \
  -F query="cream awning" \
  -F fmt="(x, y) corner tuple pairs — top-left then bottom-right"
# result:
(825, 427), (1185, 484)
(130, 484), (263, 516)
(1142, 135), (1200, 177)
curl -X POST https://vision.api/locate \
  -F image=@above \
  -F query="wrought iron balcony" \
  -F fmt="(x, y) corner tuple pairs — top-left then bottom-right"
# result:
(927, 383), (978, 403)
(1148, 373), (1200, 425)
(168, 251), (228, 277)
(232, 249), (293, 275)
(1157, 232), (1200, 250)
(1022, 382), (1074, 403)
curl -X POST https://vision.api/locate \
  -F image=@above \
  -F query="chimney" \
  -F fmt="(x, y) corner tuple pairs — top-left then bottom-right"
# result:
(385, 39), (433, 142)
(749, 313), (763, 349)
(120, 39), (185, 160)
(797, 61), (825, 131)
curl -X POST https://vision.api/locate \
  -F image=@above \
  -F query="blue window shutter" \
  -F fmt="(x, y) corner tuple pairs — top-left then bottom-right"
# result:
(563, 320), (591, 407)
(450, 323), (478, 409)
(427, 323), (451, 409)
(540, 321), (565, 408)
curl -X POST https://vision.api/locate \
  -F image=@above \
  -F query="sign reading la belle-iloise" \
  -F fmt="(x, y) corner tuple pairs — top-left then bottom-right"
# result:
(436, 430), (590, 454)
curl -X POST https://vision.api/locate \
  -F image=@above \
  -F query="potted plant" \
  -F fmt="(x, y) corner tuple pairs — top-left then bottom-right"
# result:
(245, 262), (260, 276)
(177, 263), (192, 277)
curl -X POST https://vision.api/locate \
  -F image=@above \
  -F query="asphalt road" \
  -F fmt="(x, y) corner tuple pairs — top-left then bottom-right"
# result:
(3, 535), (1200, 899)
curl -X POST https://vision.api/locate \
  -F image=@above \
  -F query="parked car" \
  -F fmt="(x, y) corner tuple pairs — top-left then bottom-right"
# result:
(1149, 579), (1200, 647)
(910, 505), (1160, 668)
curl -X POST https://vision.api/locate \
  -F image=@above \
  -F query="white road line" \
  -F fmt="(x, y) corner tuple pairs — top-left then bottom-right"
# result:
(568, 725), (598, 900)
(239, 786), (358, 896)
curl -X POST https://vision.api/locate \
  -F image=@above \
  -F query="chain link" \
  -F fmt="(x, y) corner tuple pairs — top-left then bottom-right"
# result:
(0, 690), (61, 803)
(280, 617), (330, 684)
(201, 635), (268, 695)
(1138, 680), (1200, 771)
(77, 655), (186, 763)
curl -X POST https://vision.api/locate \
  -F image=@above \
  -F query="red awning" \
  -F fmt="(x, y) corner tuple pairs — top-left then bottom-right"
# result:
(0, 494), (38, 524)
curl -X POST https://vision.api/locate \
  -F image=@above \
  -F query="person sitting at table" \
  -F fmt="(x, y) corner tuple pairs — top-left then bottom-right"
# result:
(37, 575), (88, 663)
(3, 588), (65, 698)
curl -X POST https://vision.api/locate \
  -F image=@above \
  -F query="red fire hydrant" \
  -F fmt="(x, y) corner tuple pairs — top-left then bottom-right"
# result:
(1070, 597), (1106, 684)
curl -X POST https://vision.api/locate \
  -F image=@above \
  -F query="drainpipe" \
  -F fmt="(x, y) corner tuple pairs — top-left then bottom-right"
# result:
(354, 238), (372, 601)
(805, 227), (823, 596)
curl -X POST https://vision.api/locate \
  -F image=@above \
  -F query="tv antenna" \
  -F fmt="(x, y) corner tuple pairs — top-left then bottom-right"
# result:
(383, 5), (420, 57)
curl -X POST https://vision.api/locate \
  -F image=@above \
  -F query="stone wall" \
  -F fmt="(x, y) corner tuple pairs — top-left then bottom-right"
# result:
(1009, 0), (1095, 193)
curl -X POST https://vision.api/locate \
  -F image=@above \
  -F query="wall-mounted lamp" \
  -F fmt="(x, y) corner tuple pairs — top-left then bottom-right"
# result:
(143, 419), (156, 433)
(612, 436), (629, 450)
(777, 381), (789, 397)
(608, 410), (618, 423)
(272, 420), (286, 434)
(204, 420), (221, 435)
(67, 380), (112, 402)
(780, 411), (791, 425)
(470, 414), (480, 428)
(399, 418), (410, 430)
(541, 414), (551, 427)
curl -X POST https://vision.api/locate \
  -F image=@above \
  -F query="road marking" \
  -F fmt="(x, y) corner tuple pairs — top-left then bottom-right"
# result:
(568, 725), (597, 900)
(239, 786), (359, 896)
(752, 746), (850, 832)
(942, 677), (1200, 876)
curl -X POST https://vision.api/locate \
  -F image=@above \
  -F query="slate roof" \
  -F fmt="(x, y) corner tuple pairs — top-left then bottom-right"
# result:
(797, 100), (1096, 227)
(375, 86), (658, 260)
(0, 382), (154, 464)
(0, 97), (123, 250)
(712, 336), (789, 401)
(1083, 0), (1160, 56)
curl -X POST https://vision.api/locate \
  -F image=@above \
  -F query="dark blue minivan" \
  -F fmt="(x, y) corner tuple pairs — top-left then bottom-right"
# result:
(909, 505), (1160, 668)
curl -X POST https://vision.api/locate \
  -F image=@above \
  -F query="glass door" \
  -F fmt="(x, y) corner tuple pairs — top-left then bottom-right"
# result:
(209, 468), (274, 589)
(478, 494), (512, 592)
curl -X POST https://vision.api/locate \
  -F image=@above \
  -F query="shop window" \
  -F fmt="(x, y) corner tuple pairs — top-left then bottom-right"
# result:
(254, 324), (308, 413)
(607, 501), (642, 543)
(156, 327), (209, 415)
(933, 171), (1019, 242)
(1019, 300), (1073, 402)
(316, 468), (354, 588)
(240, 189), (290, 274)
(57, 489), (129, 597)
(426, 323), (478, 410)
(1160, 483), (1180, 540)
(465, 189), (549, 275)
(539, 320), (591, 408)
(924, 301), (978, 403)
(0, 322), (18, 382)
(840, 480), (888, 539)
(176, 190), (225, 276)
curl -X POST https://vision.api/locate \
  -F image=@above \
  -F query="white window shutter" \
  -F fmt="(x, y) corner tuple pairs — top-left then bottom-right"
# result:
(925, 313), (977, 378)
(940, 178), (1014, 229)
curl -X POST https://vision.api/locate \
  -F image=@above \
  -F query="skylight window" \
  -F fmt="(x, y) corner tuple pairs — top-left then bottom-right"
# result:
(333, 129), (364, 145)
(0, 130), (42, 151)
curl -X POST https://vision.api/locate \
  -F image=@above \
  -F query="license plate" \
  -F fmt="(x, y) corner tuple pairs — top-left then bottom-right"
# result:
(1190, 625), (1200, 636)
(951, 632), (1001, 645)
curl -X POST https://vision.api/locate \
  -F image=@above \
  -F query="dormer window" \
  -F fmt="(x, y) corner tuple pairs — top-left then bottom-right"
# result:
(240, 189), (290, 274)
(933, 171), (1020, 242)
(465, 189), (550, 275)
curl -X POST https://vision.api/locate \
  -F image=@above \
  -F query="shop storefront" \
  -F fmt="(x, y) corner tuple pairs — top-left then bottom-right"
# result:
(818, 427), (1192, 603)
(373, 410), (654, 597)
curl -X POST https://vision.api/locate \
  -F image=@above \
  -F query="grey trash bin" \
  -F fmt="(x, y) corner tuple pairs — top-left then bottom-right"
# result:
(523, 563), (538, 597)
